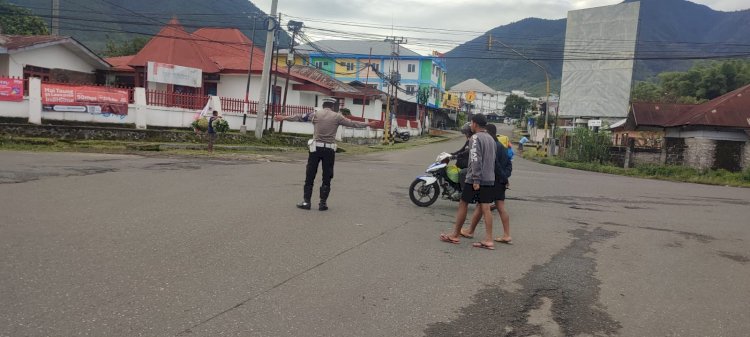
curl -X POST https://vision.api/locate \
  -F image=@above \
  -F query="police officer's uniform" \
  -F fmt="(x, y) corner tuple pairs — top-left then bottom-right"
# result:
(281, 99), (371, 210)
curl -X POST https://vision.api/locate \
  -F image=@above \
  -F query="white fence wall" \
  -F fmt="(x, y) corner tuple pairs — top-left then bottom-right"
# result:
(1, 79), (385, 139)
(0, 98), (29, 118)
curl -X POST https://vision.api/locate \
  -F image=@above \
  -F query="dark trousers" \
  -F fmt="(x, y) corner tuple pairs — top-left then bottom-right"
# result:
(304, 147), (335, 202)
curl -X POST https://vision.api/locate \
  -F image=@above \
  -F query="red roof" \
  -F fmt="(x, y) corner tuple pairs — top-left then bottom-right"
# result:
(192, 28), (265, 73)
(0, 34), (68, 50)
(118, 20), (377, 97)
(667, 84), (750, 128)
(630, 103), (696, 127)
(106, 55), (135, 72)
(128, 18), (220, 73)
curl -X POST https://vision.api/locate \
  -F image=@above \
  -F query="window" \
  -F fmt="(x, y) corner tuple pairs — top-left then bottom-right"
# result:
(371, 63), (379, 72)
(345, 62), (355, 71)
(405, 85), (416, 95)
(407, 64), (416, 73)
(314, 61), (323, 69)
(23, 65), (50, 92)
(353, 98), (370, 105)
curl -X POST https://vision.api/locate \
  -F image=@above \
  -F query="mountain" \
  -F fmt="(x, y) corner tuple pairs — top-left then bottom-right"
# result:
(445, 0), (750, 96)
(7, 0), (288, 54)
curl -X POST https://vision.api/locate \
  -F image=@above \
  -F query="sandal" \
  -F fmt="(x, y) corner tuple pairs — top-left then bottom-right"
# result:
(495, 238), (513, 245)
(439, 233), (460, 244)
(472, 242), (495, 250)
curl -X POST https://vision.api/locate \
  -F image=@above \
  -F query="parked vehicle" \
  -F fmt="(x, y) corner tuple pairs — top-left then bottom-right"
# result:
(391, 129), (410, 142)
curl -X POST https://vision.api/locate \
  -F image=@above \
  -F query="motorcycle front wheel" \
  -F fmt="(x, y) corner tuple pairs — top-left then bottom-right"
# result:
(409, 179), (439, 207)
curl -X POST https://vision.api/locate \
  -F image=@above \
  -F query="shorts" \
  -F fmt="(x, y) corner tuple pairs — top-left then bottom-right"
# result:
(461, 183), (495, 204)
(493, 182), (507, 201)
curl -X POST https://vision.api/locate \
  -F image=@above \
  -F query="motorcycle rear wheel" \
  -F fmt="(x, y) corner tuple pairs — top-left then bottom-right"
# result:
(409, 179), (439, 207)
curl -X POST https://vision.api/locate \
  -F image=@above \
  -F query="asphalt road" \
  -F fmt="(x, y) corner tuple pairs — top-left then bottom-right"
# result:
(1, 124), (749, 337)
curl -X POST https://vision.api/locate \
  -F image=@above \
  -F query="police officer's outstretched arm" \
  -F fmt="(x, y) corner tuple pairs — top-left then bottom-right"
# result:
(275, 111), (314, 122)
(336, 114), (377, 128)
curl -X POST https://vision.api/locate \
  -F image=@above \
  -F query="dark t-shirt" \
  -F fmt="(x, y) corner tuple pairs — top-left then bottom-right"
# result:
(208, 116), (217, 134)
(453, 140), (470, 169)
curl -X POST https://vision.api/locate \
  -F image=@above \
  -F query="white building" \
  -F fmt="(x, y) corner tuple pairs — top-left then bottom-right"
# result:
(449, 78), (504, 115)
(0, 34), (110, 82)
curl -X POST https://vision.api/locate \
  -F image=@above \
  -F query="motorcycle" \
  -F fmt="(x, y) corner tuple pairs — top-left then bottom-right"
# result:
(390, 129), (410, 142)
(409, 152), (462, 207)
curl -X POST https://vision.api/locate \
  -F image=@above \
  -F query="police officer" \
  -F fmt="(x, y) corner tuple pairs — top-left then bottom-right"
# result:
(276, 98), (378, 210)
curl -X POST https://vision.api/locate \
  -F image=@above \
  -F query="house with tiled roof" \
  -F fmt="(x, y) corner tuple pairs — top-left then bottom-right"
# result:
(619, 84), (750, 171)
(0, 34), (111, 86)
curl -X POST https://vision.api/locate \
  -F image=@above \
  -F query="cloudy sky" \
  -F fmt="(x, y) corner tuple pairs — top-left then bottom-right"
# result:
(252, 0), (749, 53)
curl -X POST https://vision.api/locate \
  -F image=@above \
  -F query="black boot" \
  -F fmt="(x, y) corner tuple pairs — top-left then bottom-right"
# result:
(297, 199), (311, 210)
(298, 184), (313, 210)
(319, 185), (330, 211)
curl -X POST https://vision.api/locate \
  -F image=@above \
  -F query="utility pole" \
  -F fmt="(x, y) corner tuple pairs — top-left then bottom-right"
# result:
(361, 47), (372, 118)
(269, 16), (282, 133)
(280, 20), (303, 134)
(489, 36), (551, 155)
(254, 0), (278, 139)
(383, 36), (406, 144)
(240, 16), (258, 134)
(51, 0), (60, 35)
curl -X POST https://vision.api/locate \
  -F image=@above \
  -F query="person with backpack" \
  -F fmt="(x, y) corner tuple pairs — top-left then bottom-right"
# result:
(460, 123), (513, 244)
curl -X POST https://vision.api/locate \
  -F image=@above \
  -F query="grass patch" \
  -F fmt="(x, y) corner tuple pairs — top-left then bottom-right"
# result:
(526, 151), (750, 187)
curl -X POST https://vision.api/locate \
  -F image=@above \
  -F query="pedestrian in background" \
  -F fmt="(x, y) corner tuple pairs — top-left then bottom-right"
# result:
(518, 135), (529, 154)
(207, 110), (221, 154)
(276, 98), (378, 211)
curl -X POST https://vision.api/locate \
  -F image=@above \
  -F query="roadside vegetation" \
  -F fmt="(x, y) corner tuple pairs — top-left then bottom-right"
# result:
(0, 132), (451, 158)
(522, 146), (750, 188)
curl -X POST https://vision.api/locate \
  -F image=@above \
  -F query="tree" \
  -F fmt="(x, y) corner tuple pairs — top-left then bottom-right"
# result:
(0, 1), (49, 35)
(102, 36), (150, 57)
(632, 59), (750, 103)
(502, 94), (530, 118)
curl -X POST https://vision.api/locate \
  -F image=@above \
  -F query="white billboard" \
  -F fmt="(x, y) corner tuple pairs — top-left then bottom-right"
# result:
(147, 61), (202, 88)
(559, 2), (640, 118)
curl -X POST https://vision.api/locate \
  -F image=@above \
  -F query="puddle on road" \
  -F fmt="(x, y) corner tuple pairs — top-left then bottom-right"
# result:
(424, 227), (621, 337)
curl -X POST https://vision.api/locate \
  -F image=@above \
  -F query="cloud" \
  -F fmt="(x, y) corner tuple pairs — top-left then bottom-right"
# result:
(253, 0), (748, 53)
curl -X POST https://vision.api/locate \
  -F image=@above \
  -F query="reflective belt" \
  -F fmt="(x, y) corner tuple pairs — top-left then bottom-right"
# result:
(315, 141), (336, 149)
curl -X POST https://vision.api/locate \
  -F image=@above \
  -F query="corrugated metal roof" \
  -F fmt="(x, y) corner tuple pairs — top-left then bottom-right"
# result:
(349, 81), (387, 97)
(295, 40), (421, 57)
(290, 65), (359, 94)
(667, 84), (750, 128)
(630, 102), (696, 127)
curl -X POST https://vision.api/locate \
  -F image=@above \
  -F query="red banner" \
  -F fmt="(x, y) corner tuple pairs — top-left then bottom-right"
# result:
(0, 77), (24, 102)
(41, 83), (129, 115)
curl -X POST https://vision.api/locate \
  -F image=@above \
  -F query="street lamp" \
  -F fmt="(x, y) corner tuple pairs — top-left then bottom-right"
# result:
(490, 37), (552, 155)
